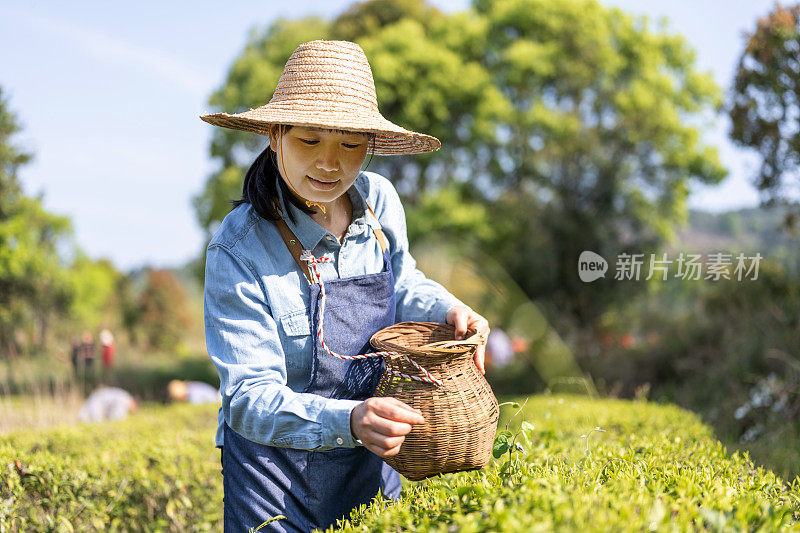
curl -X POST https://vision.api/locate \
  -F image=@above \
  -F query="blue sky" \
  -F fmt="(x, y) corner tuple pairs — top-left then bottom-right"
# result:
(0, 0), (777, 270)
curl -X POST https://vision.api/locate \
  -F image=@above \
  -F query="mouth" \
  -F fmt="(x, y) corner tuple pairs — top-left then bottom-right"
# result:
(307, 176), (340, 190)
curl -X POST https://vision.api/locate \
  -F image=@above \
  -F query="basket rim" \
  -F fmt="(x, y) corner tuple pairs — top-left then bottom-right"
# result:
(370, 321), (482, 358)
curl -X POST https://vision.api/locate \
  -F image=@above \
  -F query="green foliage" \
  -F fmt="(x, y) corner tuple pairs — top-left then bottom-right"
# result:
(589, 256), (800, 483)
(0, 86), (133, 357)
(0, 349), (217, 402)
(3, 395), (798, 531)
(137, 270), (193, 352)
(330, 0), (443, 42)
(332, 394), (800, 532)
(195, 0), (727, 329)
(67, 254), (122, 331)
(110, 351), (219, 402)
(0, 87), (74, 355)
(471, 0), (726, 328)
(729, 4), (800, 228)
(0, 403), (222, 531)
(356, 14), (504, 195)
(405, 182), (494, 246)
(0, 396), (800, 531)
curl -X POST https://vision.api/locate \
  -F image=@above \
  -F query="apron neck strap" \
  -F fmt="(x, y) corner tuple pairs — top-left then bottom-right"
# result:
(273, 200), (388, 285)
(363, 202), (388, 256)
(275, 218), (315, 285)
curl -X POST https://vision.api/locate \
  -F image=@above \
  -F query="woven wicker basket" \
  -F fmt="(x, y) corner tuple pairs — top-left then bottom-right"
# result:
(369, 321), (499, 481)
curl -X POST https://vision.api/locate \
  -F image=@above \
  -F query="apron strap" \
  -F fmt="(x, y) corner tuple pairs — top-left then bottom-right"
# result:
(275, 218), (315, 285)
(364, 203), (388, 256)
(273, 199), (388, 285)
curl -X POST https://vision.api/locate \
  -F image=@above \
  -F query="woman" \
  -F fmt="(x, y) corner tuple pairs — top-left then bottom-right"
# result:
(201, 40), (490, 532)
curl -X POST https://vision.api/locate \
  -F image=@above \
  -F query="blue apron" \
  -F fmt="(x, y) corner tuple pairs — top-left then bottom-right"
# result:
(222, 224), (401, 532)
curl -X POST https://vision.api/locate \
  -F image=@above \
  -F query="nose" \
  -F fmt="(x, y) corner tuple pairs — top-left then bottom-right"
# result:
(315, 142), (340, 172)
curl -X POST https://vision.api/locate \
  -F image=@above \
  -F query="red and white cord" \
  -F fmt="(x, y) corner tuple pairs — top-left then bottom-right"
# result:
(300, 250), (442, 386)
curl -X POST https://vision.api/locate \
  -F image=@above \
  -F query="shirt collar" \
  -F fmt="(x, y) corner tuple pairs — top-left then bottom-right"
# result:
(275, 173), (379, 250)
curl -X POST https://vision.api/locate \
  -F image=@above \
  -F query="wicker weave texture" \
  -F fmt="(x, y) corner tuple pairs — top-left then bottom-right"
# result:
(370, 321), (499, 481)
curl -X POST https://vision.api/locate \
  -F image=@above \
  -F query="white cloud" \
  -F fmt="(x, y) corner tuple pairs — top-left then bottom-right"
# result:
(8, 9), (211, 98)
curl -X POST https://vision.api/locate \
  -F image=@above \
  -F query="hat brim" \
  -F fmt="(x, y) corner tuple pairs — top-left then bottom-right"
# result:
(200, 104), (440, 156)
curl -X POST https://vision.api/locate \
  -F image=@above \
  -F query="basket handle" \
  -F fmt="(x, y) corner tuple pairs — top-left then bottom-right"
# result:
(417, 331), (486, 351)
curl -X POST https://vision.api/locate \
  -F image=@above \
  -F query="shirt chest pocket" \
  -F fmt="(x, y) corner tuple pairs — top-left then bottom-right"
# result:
(278, 309), (313, 363)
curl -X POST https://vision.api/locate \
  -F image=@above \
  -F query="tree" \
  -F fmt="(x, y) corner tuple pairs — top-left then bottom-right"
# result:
(137, 269), (192, 352)
(471, 0), (726, 329)
(0, 87), (73, 355)
(194, 0), (727, 340)
(729, 3), (800, 230)
(67, 254), (122, 331)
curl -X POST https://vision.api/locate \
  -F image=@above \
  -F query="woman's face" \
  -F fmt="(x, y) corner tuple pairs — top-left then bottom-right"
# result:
(269, 125), (369, 204)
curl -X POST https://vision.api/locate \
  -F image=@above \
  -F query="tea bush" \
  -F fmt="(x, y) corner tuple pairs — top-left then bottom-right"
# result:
(332, 395), (800, 532)
(0, 403), (222, 531)
(2, 395), (799, 531)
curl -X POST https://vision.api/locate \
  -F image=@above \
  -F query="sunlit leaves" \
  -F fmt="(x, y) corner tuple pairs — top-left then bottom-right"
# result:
(336, 394), (800, 532)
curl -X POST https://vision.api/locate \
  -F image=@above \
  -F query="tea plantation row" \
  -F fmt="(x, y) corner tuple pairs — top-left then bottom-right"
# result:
(334, 395), (800, 531)
(2, 395), (798, 531)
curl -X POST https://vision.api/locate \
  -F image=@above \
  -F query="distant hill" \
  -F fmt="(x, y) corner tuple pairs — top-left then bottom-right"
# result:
(670, 204), (800, 276)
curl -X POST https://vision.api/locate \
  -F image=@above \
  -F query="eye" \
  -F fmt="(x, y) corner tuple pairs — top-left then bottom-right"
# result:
(299, 138), (318, 145)
(342, 143), (362, 149)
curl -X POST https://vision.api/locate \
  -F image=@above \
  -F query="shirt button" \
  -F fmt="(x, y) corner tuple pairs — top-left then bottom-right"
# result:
(326, 235), (336, 241)
(336, 437), (343, 445)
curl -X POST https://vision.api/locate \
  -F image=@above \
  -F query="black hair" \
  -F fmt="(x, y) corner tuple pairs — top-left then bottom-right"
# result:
(232, 124), (376, 225)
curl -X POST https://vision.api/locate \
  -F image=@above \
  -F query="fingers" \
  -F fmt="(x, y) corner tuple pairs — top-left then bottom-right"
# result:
(364, 439), (404, 458)
(362, 430), (407, 448)
(371, 397), (424, 425)
(467, 311), (490, 376)
(446, 305), (470, 340)
(454, 313), (469, 340)
(475, 322), (489, 375)
(351, 398), (427, 458)
(361, 413), (414, 438)
(474, 344), (486, 375)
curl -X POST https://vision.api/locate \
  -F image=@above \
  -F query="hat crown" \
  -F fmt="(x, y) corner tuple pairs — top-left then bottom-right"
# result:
(268, 40), (379, 115)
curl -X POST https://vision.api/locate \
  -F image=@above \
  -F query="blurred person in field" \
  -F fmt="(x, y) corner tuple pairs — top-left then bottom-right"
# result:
(100, 329), (115, 369)
(510, 336), (529, 354)
(78, 386), (138, 422)
(168, 379), (222, 404)
(486, 329), (529, 372)
(79, 330), (96, 371)
(70, 336), (81, 374)
(485, 328), (513, 371)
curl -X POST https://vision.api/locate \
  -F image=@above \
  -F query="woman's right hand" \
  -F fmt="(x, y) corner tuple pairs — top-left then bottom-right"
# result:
(350, 397), (425, 458)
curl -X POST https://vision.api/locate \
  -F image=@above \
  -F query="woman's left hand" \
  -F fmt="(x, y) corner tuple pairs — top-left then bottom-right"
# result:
(446, 305), (490, 375)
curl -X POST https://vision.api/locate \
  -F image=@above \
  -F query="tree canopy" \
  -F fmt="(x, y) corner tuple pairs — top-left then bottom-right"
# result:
(0, 87), (129, 356)
(0, 87), (73, 354)
(195, 0), (727, 329)
(729, 3), (800, 229)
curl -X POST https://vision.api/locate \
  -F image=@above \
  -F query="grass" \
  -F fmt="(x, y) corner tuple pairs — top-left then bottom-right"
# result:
(0, 386), (84, 435)
(0, 346), (219, 435)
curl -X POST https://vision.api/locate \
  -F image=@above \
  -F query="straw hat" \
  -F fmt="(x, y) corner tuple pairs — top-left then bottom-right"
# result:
(199, 40), (441, 156)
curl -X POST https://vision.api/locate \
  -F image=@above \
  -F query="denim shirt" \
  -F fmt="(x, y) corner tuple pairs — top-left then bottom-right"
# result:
(204, 171), (466, 449)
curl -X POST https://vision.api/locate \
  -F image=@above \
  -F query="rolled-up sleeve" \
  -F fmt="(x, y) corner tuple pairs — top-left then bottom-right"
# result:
(204, 244), (360, 450)
(375, 177), (468, 324)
